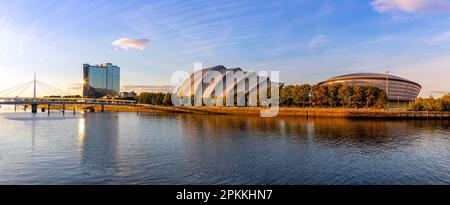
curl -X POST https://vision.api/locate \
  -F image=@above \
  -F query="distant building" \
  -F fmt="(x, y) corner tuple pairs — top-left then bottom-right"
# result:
(119, 91), (137, 98)
(120, 85), (174, 94)
(83, 63), (120, 98)
(318, 73), (422, 101)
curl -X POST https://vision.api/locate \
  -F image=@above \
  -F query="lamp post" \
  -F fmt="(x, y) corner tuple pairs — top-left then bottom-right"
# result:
(33, 71), (37, 102)
(386, 70), (389, 99)
(386, 70), (390, 109)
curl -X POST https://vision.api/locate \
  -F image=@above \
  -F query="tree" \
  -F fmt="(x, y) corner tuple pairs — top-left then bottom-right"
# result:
(352, 85), (366, 108)
(375, 90), (388, 109)
(280, 85), (295, 106)
(409, 98), (425, 111)
(138, 92), (172, 105)
(365, 86), (377, 108)
(163, 94), (172, 106)
(338, 84), (352, 107)
(408, 94), (450, 111)
(293, 84), (311, 107)
(327, 84), (340, 107)
(311, 85), (327, 107)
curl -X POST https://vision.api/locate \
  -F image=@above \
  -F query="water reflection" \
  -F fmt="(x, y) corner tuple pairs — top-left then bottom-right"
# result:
(31, 115), (36, 147)
(78, 113), (119, 182)
(1, 112), (450, 184)
(78, 117), (86, 145)
(177, 114), (424, 142)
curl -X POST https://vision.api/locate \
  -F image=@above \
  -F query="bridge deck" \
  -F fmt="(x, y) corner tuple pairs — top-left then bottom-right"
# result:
(0, 98), (137, 106)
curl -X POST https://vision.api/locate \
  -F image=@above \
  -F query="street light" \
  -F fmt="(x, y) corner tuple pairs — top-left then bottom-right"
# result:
(386, 70), (390, 99)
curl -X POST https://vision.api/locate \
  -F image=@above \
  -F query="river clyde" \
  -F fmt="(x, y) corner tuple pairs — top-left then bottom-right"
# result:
(0, 111), (449, 185)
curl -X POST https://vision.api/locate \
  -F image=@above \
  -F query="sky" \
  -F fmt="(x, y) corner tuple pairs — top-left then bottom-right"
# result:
(0, 0), (450, 97)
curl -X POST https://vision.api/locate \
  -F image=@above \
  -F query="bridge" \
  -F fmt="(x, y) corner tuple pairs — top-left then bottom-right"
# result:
(0, 73), (138, 114)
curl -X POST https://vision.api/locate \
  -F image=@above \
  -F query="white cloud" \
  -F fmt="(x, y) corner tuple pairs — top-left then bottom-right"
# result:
(371, 0), (449, 13)
(308, 35), (329, 49)
(112, 38), (150, 50)
(429, 31), (450, 44)
(396, 55), (450, 98)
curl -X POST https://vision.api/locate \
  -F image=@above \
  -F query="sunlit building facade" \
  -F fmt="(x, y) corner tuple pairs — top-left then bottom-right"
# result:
(318, 73), (422, 101)
(82, 63), (120, 98)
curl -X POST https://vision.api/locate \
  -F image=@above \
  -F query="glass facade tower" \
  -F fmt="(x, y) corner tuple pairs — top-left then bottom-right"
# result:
(82, 63), (120, 98)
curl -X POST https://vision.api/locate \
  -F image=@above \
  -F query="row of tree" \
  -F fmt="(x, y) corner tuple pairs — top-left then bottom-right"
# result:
(135, 84), (388, 108)
(408, 94), (450, 111)
(137, 92), (172, 106)
(280, 84), (388, 108)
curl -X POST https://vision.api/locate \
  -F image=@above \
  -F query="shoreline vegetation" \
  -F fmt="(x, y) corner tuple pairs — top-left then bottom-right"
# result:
(84, 105), (450, 119)
(30, 86), (450, 119)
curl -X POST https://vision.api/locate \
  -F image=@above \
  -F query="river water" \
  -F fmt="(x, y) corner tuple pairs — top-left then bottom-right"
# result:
(0, 111), (449, 184)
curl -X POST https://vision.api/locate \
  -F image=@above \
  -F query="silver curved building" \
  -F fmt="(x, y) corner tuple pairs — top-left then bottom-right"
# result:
(175, 65), (281, 105)
(318, 73), (422, 101)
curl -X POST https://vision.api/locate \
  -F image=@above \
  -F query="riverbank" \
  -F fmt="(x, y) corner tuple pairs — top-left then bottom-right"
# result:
(91, 105), (450, 119)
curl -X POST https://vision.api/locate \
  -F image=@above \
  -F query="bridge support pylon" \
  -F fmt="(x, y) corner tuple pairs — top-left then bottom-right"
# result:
(31, 103), (38, 113)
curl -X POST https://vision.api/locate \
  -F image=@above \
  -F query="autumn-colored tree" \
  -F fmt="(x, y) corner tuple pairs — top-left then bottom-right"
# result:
(311, 85), (327, 107)
(326, 84), (340, 107)
(338, 84), (352, 107)
(293, 84), (312, 107)
(375, 90), (388, 109)
(352, 85), (366, 108)
(163, 93), (172, 106)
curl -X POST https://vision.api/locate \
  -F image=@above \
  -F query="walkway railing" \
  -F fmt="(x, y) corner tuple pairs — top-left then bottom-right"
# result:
(0, 97), (137, 105)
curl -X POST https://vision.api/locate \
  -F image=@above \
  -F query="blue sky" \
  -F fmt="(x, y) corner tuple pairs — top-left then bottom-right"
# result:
(0, 0), (450, 97)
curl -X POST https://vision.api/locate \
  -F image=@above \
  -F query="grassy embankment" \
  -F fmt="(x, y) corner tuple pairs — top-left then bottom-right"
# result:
(65, 105), (450, 119)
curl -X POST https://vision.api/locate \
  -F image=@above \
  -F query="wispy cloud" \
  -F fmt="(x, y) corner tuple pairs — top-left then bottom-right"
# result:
(371, 0), (450, 13)
(356, 35), (397, 47)
(308, 35), (329, 49)
(112, 38), (150, 50)
(430, 90), (450, 96)
(429, 31), (450, 44)
(396, 55), (450, 98)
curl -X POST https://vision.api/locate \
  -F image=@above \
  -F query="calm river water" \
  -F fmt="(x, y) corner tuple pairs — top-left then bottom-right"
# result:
(0, 111), (449, 185)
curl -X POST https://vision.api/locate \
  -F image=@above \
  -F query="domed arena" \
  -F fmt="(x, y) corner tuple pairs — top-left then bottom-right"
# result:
(318, 73), (422, 101)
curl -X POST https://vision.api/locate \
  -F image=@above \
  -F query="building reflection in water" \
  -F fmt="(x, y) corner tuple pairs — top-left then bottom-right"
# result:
(77, 113), (119, 179)
(78, 117), (86, 145)
(177, 115), (430, 145)
(176, 116), (440, 162)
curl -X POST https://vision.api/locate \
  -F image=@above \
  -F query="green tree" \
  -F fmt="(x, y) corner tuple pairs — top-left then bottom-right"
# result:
(293, 84), (311, 107)
(327, 84), (341, 107)
(338, 84), (352, 107)
(311, 85), (327, 107)
(163, 93), (172, 106)
(365, 86), (377, 107)
(281, 85), (295, 106)
(138, 92), (172, 105)
(375, 90), (388, 109)
(352, 85), (366, 108)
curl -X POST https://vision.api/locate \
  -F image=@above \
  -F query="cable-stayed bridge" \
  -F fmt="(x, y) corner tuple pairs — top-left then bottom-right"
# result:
(0, 73), (137, 114)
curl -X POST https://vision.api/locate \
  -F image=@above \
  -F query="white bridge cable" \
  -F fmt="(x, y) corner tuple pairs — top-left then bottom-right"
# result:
(36, 83), (55, 97)
(1, 81), (34, 97)
(0, 79), (69, 98)
(0, 81), (34, 97)
(15, 83), (34, 97)
(36, 81), (68, 96)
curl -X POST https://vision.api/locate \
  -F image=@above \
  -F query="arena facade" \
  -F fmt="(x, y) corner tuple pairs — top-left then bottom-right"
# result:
(318, 73), (422, 101)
